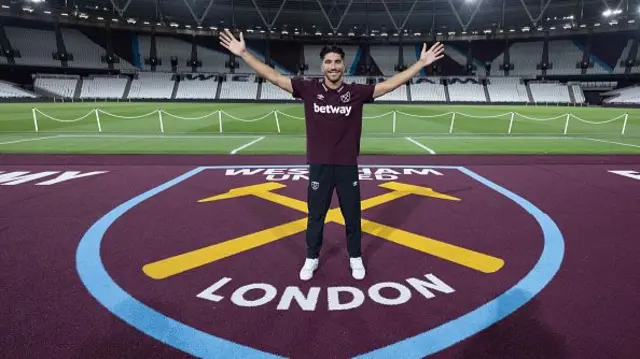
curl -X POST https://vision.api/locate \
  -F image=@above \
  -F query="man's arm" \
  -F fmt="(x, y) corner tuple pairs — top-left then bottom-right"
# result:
(238, 50), (292, 93)
(373, 42), (444, 99)
(219, 29), (292, 93)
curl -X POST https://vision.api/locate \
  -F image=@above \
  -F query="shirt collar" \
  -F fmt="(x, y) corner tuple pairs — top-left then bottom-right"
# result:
(320, 80), (345, 93)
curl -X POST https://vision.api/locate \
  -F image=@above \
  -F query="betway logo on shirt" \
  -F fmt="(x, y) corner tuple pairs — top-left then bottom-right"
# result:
(313, 103), (352, 116)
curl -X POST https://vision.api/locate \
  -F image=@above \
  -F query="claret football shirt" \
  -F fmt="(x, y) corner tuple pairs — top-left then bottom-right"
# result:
(291, 77), (375, 165)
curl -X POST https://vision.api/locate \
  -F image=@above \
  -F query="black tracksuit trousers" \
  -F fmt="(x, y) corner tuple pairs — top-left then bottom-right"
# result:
(305, 164), (362, 259)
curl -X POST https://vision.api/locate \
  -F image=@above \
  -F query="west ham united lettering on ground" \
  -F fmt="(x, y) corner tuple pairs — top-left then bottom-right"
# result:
(223, 166), (444, 181)
(83, 165), (559, 358)
(0, 170), (107, 185)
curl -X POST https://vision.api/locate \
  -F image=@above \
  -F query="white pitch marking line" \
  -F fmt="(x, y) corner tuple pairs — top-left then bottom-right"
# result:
(583, 137), (640, 149)
(0, 135), (62, 145)
(406, 137), (436, 154)
(58, 134), (258, 140)
(230, 136), (265, 154)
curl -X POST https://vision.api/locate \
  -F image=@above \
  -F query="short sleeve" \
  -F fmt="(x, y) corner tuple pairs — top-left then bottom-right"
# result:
(291, 77), (314, 100)
(352, 83), (375, 103)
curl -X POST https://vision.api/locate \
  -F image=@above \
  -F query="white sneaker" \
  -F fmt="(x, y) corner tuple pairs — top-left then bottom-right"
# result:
(299, 258), (319, 281)
(350, 257), (365, 280)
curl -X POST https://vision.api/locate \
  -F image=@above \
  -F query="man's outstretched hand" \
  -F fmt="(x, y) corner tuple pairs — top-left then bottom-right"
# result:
(419, 42), (445, 67)
(219, 29), (246, 57)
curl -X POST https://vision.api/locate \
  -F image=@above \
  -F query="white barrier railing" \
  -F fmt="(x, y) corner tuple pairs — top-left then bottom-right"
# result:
(30, 108), (631, 135)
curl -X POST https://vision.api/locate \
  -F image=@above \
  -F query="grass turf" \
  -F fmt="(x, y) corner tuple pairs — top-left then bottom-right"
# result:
(1, 102), (639, 154)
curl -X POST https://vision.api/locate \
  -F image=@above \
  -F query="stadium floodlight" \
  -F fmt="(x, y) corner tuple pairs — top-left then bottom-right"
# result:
(603, 9), (622, 17)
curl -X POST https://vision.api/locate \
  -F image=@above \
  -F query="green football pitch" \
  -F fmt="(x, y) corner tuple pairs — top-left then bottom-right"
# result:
(1, 101), (640, 155)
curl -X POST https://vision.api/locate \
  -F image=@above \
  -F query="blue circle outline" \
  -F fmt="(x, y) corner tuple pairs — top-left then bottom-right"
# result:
(76, 165), (564, 358)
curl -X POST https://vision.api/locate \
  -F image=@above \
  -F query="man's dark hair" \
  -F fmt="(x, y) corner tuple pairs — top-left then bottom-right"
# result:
(319, 45), (345, 60)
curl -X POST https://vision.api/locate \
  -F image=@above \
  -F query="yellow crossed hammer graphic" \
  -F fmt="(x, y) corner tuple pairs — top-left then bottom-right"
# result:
(142, 182), (505, 280)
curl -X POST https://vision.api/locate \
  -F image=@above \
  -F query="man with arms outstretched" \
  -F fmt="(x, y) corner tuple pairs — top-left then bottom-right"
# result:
(219, 30), (444, 280)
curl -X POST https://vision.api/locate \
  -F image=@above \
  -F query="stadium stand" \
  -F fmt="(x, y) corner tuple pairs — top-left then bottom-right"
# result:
(127, 72), (174, 99)
(5, 26), (60, 67)
(375, 82), (408, 101)
(2, 16), (636, 106)
(344, 76), (368, 84)
(492, 41), (543, 77)
(546, 40), (583, 76)
(0, 81), (37, 98)
(528, 82), (572, 103)
(197, 45), (232, 73)
(218, 75), (258, 100)
(571, 84), (586, 103)
(34, 75), (78, 98)
(62, 29), (113, 69)
(602, 86), (640, 104)
(369, 45), (397, 76)
(411, 78), (447, 102)
(173, 73), (219, 100)
(80, 75), (129, 99)
(260, 81), (297, 100)
(447, 78), (487, 102)
(138, 35), (191, 72)
(487, 78), (529, 102)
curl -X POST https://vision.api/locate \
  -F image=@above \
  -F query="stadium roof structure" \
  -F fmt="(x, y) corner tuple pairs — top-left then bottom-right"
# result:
(2, 0), (638, 41)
